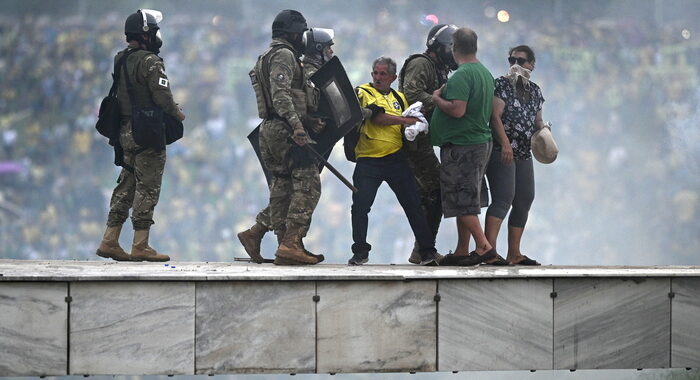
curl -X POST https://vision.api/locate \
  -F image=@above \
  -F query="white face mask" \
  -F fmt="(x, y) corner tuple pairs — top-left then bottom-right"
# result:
(506, 64), (532, 88)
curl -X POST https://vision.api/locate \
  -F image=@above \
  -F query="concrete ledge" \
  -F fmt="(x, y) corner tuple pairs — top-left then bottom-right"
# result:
(0, 260), (698, 375)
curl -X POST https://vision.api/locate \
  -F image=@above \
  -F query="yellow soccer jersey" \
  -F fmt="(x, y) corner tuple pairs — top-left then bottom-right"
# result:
(355, 83), (407, 158)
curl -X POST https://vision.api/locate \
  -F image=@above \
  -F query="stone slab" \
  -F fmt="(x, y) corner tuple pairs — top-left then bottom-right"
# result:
(316, 280), (436, 373)
(2, 260), (700, 282)
(195, 281), (316, 374)
(69, 281), (195, 375)
(439, 279), (553, 371)
(0, 282), (67, 376)
(672, 277), (700, 368)
(553, 278), (670, 369)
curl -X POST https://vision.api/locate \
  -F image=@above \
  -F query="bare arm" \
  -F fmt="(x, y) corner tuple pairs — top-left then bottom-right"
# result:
(535, 110), (546, 130)
(432, 85), (466, 118)
(490, 97), (513, 165)
(371, 112), (418, 126)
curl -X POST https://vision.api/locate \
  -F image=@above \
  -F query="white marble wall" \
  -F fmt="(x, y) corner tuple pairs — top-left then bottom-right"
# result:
(316, 281), (436, 373)
(672, 278), (700, 368)
(195, 281), (316, 374)
(69, 281), (195, 375)
(0, 282), (67, 376)
(439, 279), (553, 371)
(553, 278), (670, 369)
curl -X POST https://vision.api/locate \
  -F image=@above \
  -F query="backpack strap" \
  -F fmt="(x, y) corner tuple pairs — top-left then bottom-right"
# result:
(357, 84), (406, 111)
(398, 53), (435, 90)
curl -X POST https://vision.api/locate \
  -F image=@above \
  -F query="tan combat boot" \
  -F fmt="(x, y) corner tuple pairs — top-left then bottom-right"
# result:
(237, 222), (269, 263)
(276, 229), (324, 263)
(130, 229), (170, 262)
(96, 225), (132, 261)
(274, 227), (319, 265)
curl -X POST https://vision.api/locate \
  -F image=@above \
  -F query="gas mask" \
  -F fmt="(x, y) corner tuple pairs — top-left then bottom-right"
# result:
(140, 9), (164, 54)
(438, 45), (457, 70)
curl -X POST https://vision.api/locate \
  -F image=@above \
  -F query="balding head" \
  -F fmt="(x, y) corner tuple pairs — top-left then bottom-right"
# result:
(453, 27), (478, 56)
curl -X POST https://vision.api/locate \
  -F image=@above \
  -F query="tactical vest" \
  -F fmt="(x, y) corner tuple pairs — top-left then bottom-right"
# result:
(399, 53), (449, 91)
(116, 48), (158, 117)
(250, 43), (318, 120)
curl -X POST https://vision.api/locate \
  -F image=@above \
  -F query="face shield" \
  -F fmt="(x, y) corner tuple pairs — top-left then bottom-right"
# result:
(140, 9), (164, 53)
(433, 24), (458, 70)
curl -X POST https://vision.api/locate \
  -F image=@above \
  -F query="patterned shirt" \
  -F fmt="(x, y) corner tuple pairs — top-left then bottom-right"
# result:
(494, 76), (545, 160)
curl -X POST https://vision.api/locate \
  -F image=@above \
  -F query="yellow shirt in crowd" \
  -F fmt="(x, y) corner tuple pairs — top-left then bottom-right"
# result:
(355, 83), (408, 158)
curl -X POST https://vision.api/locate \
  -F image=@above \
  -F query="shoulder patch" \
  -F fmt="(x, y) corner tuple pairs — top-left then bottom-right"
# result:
(158, 78), (169, 87)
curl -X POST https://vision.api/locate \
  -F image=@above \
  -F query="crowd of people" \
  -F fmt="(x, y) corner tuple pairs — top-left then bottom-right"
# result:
(1, 1), (698, 264)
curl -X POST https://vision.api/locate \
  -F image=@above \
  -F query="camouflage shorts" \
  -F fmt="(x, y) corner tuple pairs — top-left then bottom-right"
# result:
(439, 141), (492, 218)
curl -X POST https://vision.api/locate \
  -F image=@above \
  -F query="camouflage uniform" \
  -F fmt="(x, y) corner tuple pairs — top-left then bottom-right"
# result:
(107, 47), (179, 230)
(399, 54), (449, 240)
(256, 39), (321, 236)
(254, 55), (322, 233)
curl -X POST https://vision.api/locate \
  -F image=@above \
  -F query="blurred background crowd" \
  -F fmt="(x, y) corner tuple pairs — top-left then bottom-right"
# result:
(1, 0), (698, 265)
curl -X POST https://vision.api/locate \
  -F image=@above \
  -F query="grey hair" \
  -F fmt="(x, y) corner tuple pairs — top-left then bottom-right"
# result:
(372, 56), (397, 75)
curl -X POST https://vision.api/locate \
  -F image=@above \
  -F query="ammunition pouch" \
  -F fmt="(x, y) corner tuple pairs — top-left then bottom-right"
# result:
(250, 68), (270, 119)
(304, 82), (320, 114)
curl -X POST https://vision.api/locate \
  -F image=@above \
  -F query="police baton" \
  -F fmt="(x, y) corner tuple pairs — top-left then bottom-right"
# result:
(284, 121), (358, 193)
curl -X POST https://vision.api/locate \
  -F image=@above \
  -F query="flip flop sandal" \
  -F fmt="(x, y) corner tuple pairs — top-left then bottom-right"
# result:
(483, 253), (512, 266)
(514, 255), (541, 266)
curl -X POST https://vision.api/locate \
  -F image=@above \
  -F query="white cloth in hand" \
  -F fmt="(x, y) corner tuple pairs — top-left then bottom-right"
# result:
(402, 101), (429, 141)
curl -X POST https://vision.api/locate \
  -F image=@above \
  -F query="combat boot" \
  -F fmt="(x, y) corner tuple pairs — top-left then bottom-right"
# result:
(300, 239), (325, 263)
(130, 229), (170, 262)
(96, 225), (132, 261)
(276, 229), (324, 263)
(274, 227), (319, 265)
(237, 222), (268, 263)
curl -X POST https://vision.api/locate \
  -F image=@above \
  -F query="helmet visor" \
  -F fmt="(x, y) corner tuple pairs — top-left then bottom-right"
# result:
(435, 24), (458, 47)
(140, 9), (162, 28)
(141, 9), (163, 39)
(313, 28), (334, 45)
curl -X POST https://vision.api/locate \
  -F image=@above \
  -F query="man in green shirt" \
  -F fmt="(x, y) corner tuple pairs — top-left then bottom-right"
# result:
(430, 27), (503, 266)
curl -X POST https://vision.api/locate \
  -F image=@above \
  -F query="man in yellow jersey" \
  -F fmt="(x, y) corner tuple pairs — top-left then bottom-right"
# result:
(348, 57), (440, 266)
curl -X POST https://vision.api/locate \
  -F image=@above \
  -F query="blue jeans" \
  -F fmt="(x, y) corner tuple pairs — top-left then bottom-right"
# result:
(350, 152), (436, 258)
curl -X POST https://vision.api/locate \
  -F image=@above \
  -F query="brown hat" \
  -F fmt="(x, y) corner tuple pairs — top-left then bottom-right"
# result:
(531, 124), (558, 164)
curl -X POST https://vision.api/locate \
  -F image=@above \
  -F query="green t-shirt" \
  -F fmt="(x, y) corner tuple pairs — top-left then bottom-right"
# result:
(430, 62), (494, 146)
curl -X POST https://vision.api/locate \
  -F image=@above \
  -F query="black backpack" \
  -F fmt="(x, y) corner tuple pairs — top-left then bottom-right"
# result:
(95, 51), (133, 146)
(344, 85), (405, 162)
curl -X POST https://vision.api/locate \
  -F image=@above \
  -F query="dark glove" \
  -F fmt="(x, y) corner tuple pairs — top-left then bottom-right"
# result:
(366, 103), (385, 118)
(291, 123), (308, 146)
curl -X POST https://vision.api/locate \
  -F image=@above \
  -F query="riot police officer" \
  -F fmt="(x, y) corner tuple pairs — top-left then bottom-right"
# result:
(96, 9), (185, 262)
(243, 9), (324, 265)
(398, 24), (458, 264)
(237, 24), (334, 264)
(302, 27), (335, 77)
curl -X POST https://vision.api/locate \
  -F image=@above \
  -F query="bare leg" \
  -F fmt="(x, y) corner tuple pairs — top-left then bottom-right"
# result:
(507, 225), (525, 263)
(457, 214), (492, 256)
(485, 215), (504, 252)
(454, 217), (471, 255)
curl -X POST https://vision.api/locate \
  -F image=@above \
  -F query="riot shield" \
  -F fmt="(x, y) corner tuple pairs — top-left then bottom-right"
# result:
(307, 55), (363, 156)
(247, 56), (361, 188)
(246, 124), (272, 185)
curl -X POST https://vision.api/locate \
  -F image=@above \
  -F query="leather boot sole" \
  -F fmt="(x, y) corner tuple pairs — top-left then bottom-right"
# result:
(237, 231), (264, 263)
(96, 249), (132, 262)
(274, 249), (319, 265)
(130, 254), (170, 262)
